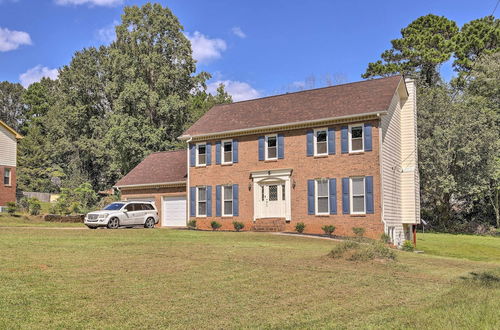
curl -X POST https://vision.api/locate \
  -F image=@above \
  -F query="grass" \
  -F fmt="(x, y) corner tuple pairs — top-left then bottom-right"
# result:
(0, 213), (84, 228)
(0, 226), (498, 329)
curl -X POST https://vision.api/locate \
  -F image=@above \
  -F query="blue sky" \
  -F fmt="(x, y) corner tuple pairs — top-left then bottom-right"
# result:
(0, 0), (497, 100)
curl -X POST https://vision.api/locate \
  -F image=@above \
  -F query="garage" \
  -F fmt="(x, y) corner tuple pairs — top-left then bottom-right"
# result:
(162, 196), (187, 226)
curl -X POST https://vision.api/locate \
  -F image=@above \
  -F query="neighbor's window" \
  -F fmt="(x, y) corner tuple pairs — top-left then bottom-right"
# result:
(3, 168), (11, 185)
(266, 135), (277, 160)
(223, 185), (233, 216)
(351, 177), (365, 214)
(316, 179), (329, 214)
(222, 140), (233, 164)
(197, 143), (207, 166)
(314, 129), (327, 156)
(197, 186), (207, 216)
(349, 125), (364, 152)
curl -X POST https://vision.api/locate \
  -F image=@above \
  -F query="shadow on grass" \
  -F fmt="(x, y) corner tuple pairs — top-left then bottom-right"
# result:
(460, 271), (500, 287)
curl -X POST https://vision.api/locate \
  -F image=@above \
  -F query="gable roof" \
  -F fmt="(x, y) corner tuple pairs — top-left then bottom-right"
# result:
(0, 120), (23, 139)
(114, 150), (187, 188)
(182, 75), (404, 138)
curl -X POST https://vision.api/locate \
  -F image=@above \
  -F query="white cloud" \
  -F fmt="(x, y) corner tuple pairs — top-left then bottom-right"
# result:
(0, 27), (31, 52)
(19, 65), (58, 88)
(207, 80), (260, 102)
(54, 0), (123, 6)
(231, 27), (246, 39)
(185, 31), (227, 64)
(96, 20), (118, 43)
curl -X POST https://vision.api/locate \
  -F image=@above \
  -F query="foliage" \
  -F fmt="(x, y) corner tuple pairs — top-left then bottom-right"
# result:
(352, 227), (365, 237)
(52, 183), (98, 215)
(232, 221), (245, 232)
(321, 225), (336, 237)
(380, 233), (391, 244)
(19, 197), (42, 216)
(187, 219), (197, 229)
(295, 222), (306, 233)
(5, 202), (17, 215)
(0, 81), (25, 132)
(329, 240), (397, 261)
(328, 240), (360, 258)
(210, 221), (222, 231)
(402, 240), (414, 252)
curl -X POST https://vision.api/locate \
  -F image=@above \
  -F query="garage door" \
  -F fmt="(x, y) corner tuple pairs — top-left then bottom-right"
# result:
(162, 196), (187, 227)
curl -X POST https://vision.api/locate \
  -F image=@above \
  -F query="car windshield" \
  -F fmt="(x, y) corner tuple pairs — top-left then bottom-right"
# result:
(103, 203), (125, 211)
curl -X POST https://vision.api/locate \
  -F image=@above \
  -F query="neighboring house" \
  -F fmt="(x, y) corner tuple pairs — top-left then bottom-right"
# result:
(0, 120), (22, 209)
(116, 76), (420, 245)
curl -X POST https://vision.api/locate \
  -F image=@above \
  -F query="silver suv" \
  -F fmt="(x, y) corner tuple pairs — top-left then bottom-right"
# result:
(84, 201), (159, 229)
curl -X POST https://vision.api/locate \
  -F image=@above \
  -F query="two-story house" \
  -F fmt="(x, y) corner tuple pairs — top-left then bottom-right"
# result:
(117, 76), (419, 245)
(0, 120), (22, 209)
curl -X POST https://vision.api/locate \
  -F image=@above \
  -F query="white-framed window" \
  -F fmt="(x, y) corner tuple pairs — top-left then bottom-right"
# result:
(196, 143), (207, 166)
(197, 186), (207, 217)
(349, 124), (364, 152)
(265, 134), (277, 160)
(350, 177), (365, 214)
(315, 179), (329, 215)
(314, 128), (328, 156)
(222, 185), (233, 216)
(3, 168), (11, 186)
(222, 140), (233, 164)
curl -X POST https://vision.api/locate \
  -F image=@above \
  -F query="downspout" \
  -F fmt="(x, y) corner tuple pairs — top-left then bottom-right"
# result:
(377, 112), (386, 230)
(186, 136), (192, 225)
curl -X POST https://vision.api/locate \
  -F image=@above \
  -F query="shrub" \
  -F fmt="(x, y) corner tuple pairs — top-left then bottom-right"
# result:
(322, 225), (336, 237)
(295, 222), (306, 233)
(18, 197), (30, 213)
(402, 240), (414, 252)
(210, 221), (222, 231)
(28, 198), (41, 216)
(5, 202), (17, 215)
(352, 227), (365, 237)
(328, 240), (360, 258)
(329, 241), (397, 261)
(187, 219), (197, 229)
(232, 221), (245, 232)
(380, 233), (391, 244)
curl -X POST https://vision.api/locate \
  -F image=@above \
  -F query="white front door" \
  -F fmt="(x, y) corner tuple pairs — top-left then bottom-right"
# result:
(259, 183), (286, 218)
(162, 196), (187, 227)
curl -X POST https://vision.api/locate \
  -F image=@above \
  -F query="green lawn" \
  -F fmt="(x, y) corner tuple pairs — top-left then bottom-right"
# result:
(0, 225), (498, 329)
(0, 213), (84, 227)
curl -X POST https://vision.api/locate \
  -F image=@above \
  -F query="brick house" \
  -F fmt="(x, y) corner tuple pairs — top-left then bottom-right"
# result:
(118, 76), (419, 245)
(0, 120), (22, 209)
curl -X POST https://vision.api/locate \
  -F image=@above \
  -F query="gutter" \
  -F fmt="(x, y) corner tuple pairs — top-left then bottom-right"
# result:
(114, 181), (186, 189)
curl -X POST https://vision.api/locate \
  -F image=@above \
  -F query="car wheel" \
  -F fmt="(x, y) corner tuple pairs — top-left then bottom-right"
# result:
(144, 217), (155, 229)
(107, 218), (119, 229)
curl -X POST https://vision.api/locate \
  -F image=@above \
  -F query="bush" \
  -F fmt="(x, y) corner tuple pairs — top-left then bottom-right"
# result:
(322, 225), (336, 237)
(28, 198), (41, 215)
(352, 227), (365, 237)
(295, 222), (306, 233)
(402, 240), (414, 252)
(329, 240), (397, 261)
(5, 202), (17, 215)
(232, 221), (245, 232)
(187, 219), (197, 229)
(210, 221), (222, 231)
(380, 233), (391, 244)
(18, 197), (30, 213)
(329, 240), (360, 258)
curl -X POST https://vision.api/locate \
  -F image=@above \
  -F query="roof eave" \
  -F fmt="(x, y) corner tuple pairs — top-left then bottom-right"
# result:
(114, 181), (187, 190)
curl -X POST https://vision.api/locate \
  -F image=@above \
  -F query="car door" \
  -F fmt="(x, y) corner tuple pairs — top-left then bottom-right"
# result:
(133, 203), (147, 225)
(122, 203), (136, 226)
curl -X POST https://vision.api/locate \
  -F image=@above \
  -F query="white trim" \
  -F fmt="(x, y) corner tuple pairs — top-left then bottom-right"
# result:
(348, 124), (364, 153)
(265, 134), (278, 160)
(195, 142), (207, 167)
(315, 179), (329, 215)
(3, 168), (11, 186)
(221, 139), (233, 165)
(115, 181), (186, 189)
(251, 169), (292, 221)
(196, 186), (207, 217)
(350, 177), (366, 214)
(313, 128), (328, 156)
(222, 185), (233, 217)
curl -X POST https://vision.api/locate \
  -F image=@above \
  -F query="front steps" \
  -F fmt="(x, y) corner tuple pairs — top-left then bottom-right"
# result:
(252, 218), (286, 232)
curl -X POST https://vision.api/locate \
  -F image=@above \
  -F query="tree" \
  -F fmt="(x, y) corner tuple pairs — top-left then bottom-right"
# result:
(186, 83), (232, 130)
(362, 14), (458, 85)
(0, 81), (25, 132)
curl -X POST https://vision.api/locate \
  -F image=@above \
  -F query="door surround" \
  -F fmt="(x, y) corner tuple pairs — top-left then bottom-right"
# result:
(251, 169), (292, 221)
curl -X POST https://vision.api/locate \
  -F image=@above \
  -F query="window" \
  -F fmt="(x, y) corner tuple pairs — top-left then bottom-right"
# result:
(316, 179), (329, 215)
(197, 186), (207, 216)
(104, 203), (125, 210)
(222, 185), (233, 216)
(281, 184), (286, 201)
(3, 168), (11, 185)
(349, 125), (364, 152)
(266, 135), (277, 160)
(314, 129), (327, 156)
(222, 140), (233, 164)
(125, 204), (135, 212)
(196, 143), (207, 166)
(350, 177), (365, 214)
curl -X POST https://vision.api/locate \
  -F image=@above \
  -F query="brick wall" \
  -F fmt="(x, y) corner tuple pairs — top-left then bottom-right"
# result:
(189, 119), (384, 238)
(0, 166), (16, 207)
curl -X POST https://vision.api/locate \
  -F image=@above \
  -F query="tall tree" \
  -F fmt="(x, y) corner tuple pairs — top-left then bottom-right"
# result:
(0, 81), (25, 132)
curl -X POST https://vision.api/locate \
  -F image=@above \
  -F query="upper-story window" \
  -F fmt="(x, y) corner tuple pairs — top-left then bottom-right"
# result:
(265, 134), (277, 160)
(197, 186), (207, 217)
(349, 125), (364, 152)
(316, 179), (329, 215)
(350, 177), (365, 214)
(196, 143), (207, 166)
(3, 168), (11, 186)
(222, 185), (233, 216)
(222, 140), (232, 164)
(314, 128), (328, 156)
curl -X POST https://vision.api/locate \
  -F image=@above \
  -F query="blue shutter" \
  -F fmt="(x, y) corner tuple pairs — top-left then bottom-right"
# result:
(342, 178), (350, 214)
(189, 144), (195, 167)
(190, 187), (196, 217)
(307, 179), (315, 215)
(206, 142), (211, 165)
(364, 123), (372, 151)
(215, 141), (221, 165)
(258, 136), (265, 161)
(233, 184), (239, 216)
(278, 134), (284, 159)
(365, 176), (374, 214)
(341, 126), (348, 154)
(306, 130), (313, 156)
(328, 128), (335, 155)
(233, 139), (239, 163)
(206, 185), (212, 216)
(215, 185), (221, 217)
(329, 178), (337, 215)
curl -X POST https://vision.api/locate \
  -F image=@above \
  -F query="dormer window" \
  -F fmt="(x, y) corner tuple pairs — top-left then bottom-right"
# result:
(349, 125), (364, 152)
(196, 143), (207, 166)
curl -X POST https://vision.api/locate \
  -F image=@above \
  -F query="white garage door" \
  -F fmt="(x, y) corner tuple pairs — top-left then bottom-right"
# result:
(162, 196), (187, 227)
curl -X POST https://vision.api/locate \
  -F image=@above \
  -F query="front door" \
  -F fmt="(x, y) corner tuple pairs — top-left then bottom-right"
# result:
(260, 183), (286, 218)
